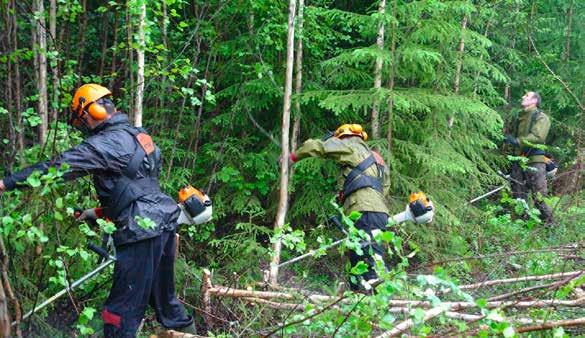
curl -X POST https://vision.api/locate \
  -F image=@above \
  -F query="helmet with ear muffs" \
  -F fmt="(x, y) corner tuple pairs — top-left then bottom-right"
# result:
(70, 84), (112, 128)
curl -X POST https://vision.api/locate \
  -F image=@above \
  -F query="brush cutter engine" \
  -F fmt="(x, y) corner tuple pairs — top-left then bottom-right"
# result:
(177, 185), (213, 225)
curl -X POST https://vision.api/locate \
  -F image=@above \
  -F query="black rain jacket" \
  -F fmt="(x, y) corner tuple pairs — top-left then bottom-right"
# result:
(3, 113), (180, 246)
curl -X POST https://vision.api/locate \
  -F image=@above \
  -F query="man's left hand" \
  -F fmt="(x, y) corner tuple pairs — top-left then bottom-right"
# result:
(0, 179), (5, 195)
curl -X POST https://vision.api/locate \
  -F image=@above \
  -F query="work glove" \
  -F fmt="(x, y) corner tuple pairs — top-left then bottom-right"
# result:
(504, 134), (519, 147)
(75, 207), (103, 221)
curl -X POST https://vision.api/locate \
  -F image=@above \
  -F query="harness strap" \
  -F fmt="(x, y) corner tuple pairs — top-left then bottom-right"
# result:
(342, 152), (384, 201)
(105, 127), (160, 219)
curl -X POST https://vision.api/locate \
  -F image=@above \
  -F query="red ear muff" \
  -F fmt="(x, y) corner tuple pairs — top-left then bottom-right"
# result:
(87, 102), (108, 120)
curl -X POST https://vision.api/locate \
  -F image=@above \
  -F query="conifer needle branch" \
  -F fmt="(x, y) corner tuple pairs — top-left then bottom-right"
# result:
(526, 32), (585, 114)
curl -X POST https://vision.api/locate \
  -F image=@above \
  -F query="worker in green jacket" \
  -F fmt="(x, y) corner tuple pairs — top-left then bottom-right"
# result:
(504, 91), (553, 225)
(290, 124), (390, 291)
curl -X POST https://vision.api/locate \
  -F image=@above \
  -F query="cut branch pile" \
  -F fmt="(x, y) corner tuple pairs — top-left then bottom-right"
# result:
(200, 269), (585, 336)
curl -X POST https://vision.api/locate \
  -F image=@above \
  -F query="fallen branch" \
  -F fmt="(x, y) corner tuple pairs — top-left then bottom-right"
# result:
(209, 285), (338, 303)
(376, 306), (450, 338)
(459, 271), (583, 290)
(386, 297), (585, 310)
(487, 273), (581, 301)
(416, 246), (581, 270)
(242, 297), (303, 311)
(516, 317), (585, 333)
(201, 269), (214, 327)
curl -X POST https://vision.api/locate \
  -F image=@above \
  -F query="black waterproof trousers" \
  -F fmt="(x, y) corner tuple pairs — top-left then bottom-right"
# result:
(348, 211), (390, 290)
(102, 230), (193, 337)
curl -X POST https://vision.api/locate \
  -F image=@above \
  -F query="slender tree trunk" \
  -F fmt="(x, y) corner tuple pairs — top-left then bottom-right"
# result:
(270, 0), (297, 286)
(99, 11), (110, 79)
(504, 5), (518, 106)
(75, 0), (88, 77)
(187, 52), (214, 174)
(453, 15), (467, 95)
(4, 0), (16, 167)
(155, 0), (169, 131)
(290, 0), (304, 175)
(134, 0), (146, 127)
(528, 0), (536, 53)
(36, 0), (49, 146)
(450, 15), (467, 128)
(386, 0), (397, 158)
(109, 9), (119, 89)
(563, 0), (573, 62)
(0, 277), (9, 337)
(10, 0), (23, 155)
(49, 0), (59, 123)
(126, 1), (135, 120)
(371, 0), (386, 141)
(473, 20), (491, 97)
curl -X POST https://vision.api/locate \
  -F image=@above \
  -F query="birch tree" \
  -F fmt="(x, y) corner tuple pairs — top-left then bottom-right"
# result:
(371, 0), (386, 141)
(386, 0), (397, 157)
(134, 0), (146, 127)
(35, 0), (49, 146)
(290, 0), (304, 175)
(270, 0), (297, 286)
(49, 0), (59, 123)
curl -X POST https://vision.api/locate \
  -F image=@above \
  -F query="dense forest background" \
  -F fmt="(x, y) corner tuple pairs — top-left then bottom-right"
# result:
(0, 0), (584, 336)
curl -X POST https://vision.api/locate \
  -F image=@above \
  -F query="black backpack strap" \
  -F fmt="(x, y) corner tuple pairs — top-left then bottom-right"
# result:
(345, 154), (376, 185)
(342, 153), (384, 201)
(106, 127), (160, 219)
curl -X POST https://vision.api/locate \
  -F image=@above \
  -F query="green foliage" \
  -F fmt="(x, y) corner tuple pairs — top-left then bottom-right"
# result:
(1, 0), (584, 335)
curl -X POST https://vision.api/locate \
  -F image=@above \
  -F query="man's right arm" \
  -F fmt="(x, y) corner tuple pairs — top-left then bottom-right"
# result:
(291, 138), (352, 163)
(1, 141), (109, 191)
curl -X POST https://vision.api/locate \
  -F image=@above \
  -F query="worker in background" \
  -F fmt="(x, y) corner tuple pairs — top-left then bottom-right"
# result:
(504, 91), (553, 226)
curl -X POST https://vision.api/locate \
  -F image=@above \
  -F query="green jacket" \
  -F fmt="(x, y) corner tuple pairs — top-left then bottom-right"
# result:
(293, 136), (390, 215)
(513, 107), (551, 163)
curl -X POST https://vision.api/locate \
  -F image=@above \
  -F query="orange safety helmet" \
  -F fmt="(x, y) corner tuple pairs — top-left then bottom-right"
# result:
(334, 124), (368, 141)
(70, 84), (112, 121)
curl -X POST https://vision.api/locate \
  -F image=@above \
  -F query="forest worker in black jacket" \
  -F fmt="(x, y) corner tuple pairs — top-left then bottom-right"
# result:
(0, 84), (196, 337)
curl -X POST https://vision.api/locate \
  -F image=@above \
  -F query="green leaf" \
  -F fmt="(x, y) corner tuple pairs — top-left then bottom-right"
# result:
(378, 230), (395, 243)
(349, 211), (362, 221)
(97, 219), (116, 234)
(502, 326), (515, 338)
(135, 216), (157, 230)
(476, 298), (487, 308)
(55, 197), (64, 209)
(54, 211), (63, 221)
(2, 216), (15, 236)
(350, 261), (368, 275)
(27, 174), (41, 188)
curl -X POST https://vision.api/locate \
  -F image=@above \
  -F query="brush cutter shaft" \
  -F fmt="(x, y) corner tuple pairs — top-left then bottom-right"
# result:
(15, 258), (115, 325)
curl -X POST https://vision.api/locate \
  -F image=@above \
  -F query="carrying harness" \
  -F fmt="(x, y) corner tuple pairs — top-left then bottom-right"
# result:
(521, 109), (546, 157)
(341, 151), (385, 201)
(105, 127), (162, 220)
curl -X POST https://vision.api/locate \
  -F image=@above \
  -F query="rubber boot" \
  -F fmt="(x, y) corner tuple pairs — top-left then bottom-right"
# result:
(174, 322), (197, 335)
